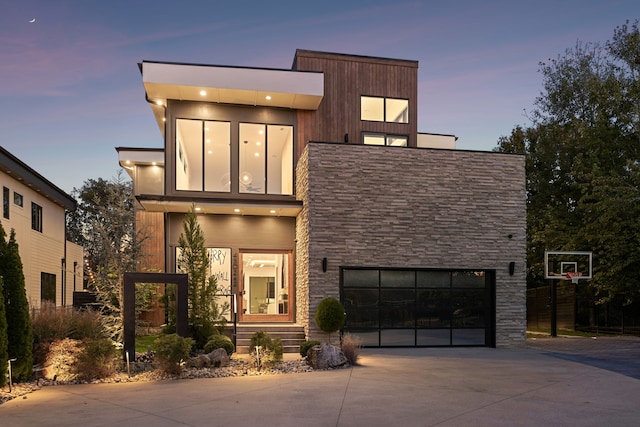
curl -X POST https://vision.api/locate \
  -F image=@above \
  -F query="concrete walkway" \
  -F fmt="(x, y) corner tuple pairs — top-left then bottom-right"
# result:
(2, 339), (640, 426)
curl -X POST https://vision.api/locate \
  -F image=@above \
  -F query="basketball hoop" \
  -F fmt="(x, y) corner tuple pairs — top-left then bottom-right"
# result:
(566, 271), (583, 284)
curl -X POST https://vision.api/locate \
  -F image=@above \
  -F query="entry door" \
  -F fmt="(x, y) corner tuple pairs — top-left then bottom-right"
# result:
(239, 251), (293, 322)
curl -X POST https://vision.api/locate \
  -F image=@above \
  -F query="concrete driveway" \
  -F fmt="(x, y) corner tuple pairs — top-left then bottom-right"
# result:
(2, 338), (639, 426)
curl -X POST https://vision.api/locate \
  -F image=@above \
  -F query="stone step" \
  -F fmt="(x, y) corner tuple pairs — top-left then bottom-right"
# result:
(229, 324), (305, 354)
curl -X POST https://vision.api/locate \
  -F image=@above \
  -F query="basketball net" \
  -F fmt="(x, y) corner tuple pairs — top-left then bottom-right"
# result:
(566, 271), (582, 284)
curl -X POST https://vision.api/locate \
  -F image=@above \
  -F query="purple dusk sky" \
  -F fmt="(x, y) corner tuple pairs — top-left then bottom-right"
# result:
(1, 0), (638, 193)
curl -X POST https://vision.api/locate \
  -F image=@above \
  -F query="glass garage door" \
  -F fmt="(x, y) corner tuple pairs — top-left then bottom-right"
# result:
(341, 268), (495, 347)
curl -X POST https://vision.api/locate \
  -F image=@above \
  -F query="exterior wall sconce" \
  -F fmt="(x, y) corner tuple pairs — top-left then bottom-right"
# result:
(322, 257), (328, 272)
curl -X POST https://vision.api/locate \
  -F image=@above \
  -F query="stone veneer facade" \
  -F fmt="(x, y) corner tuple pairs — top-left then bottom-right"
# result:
(295, 142), (526, 348)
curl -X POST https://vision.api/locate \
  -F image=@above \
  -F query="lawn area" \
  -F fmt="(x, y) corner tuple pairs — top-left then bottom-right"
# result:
(136, 335), (160, 353)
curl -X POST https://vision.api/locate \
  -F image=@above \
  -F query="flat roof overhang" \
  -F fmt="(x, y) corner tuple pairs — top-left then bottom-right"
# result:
(137, 196), (302, 218)
(141, 61), (324, 134)
(116, 147), (164, 179)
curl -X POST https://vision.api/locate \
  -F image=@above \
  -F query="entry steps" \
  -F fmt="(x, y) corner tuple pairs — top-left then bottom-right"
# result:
(231, 323), (306, 354)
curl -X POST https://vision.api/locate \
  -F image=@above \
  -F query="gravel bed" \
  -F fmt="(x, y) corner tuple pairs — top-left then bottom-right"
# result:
(0, 356), (315, 406)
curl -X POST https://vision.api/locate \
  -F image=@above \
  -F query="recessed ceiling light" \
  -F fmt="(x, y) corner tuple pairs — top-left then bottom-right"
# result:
(155, 100), (163, 106)
(270, 209), (276, 214)
(151, 162), (157, 166)
(200, 90), (207, 96)
(195, 207), (201, 211)
(234, 208), (241, 213)
(125, 160), (131, 165)
(265, 95), (271, 100)
(254, 152), (260, 157)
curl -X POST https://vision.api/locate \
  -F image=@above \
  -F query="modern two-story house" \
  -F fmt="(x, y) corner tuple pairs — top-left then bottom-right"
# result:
(0, 147), (83, 309)
(118, 50), (526, 349)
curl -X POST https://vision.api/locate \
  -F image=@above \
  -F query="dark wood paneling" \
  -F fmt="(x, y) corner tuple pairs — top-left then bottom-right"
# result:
(294, 51), (418, 156)
(136, 211), (166, 327)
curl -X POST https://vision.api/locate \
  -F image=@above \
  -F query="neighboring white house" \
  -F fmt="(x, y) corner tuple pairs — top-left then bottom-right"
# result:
(0, 147), (82, 308)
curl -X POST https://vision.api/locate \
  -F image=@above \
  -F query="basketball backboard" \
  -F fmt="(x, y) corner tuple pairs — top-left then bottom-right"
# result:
(544, 251), (592, 280)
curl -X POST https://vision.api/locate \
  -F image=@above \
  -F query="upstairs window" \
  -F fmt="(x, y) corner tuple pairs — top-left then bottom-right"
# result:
(31, 202), (43, 232)
(176, 119), (231, 192)
(239, 123), (293, 195)
(363, 133), (408, 147)
(14, 192), (23, 207)
(361, 96), (409, 123)
(175, 119), (293, 196)
(3, 187), (9, 219)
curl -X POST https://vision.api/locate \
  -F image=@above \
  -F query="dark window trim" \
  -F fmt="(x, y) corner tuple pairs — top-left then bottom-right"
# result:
(3, 187), (9, 219)
(31, 202), (43, 232)
(360, 95), (410, 123)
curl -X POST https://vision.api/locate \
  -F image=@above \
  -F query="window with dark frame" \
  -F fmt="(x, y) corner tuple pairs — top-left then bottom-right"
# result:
(363, 133), (408, 147)
(31, 202), (43, 232)
(3, 187), (9, 219)
(360, 96), (409, 123)
(13, 192), (23, 207)
(41, 272), (56, 304)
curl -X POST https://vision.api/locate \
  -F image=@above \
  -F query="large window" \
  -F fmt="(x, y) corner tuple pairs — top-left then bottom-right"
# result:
(176, 119), (292, 195)
(239, 123), (293, 195)
(176, 119), (231, 192)
(240, 251), (292, 318)
(361, 96), (409, 123)
(363, 133), (408, 147)
(31, 202), (42, 232)
(342, 268), (494, 347)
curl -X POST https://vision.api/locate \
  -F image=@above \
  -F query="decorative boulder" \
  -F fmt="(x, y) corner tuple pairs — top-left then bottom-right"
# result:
(307, 343), (349, 369)
(207, 348), (230, 367)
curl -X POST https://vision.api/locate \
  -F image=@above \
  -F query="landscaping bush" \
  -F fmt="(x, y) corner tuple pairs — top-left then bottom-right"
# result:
(299, 340), (321, 358)
(75, 338), (118, 380)
(154, 333), (194, 375)
(249, 331), (283, 369)
(31, 305), (106, 366)
(204, 334), (235, 356)
(315, 297), (345, 340)
(341, 334), (362, 365)
(189, 319), (220, 350)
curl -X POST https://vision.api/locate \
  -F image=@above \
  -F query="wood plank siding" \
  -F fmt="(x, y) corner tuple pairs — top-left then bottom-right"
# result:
(292, 50), (418, 155)
(137, 210), (166, 326)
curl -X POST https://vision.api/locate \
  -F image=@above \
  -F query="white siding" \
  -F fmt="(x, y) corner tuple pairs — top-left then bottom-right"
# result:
(0, 172), (70, 308)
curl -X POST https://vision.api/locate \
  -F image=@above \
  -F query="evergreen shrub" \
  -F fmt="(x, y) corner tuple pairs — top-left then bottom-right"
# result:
(314, 297), (345, 338)
(299, 340), (321, 358)
(204, 334), (235, 356)
(154, 333), (194, 375)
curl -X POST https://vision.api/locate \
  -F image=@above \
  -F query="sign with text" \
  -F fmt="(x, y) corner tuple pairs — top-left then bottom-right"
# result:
(176, 247), (232, 293)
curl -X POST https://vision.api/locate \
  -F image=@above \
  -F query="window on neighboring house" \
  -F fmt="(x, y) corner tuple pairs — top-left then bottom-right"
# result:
(31, 202), (42, 232)
(14, 192), (23, 207)
(41, 272), (56, 304)
(3, 187), (9, 219)
(363, 133), (408, 147)
(361, 96), (409, 123)
(176, 119), (231, 192)
(239, 123), (293, 195)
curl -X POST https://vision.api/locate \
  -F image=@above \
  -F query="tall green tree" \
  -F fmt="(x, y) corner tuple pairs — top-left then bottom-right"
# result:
(0, 229), (33, 381)
(0, 276), (8, 387)
(67, 172), (152, 342)
(496, 20), (640, 304)
(176, 206), (228, 347)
